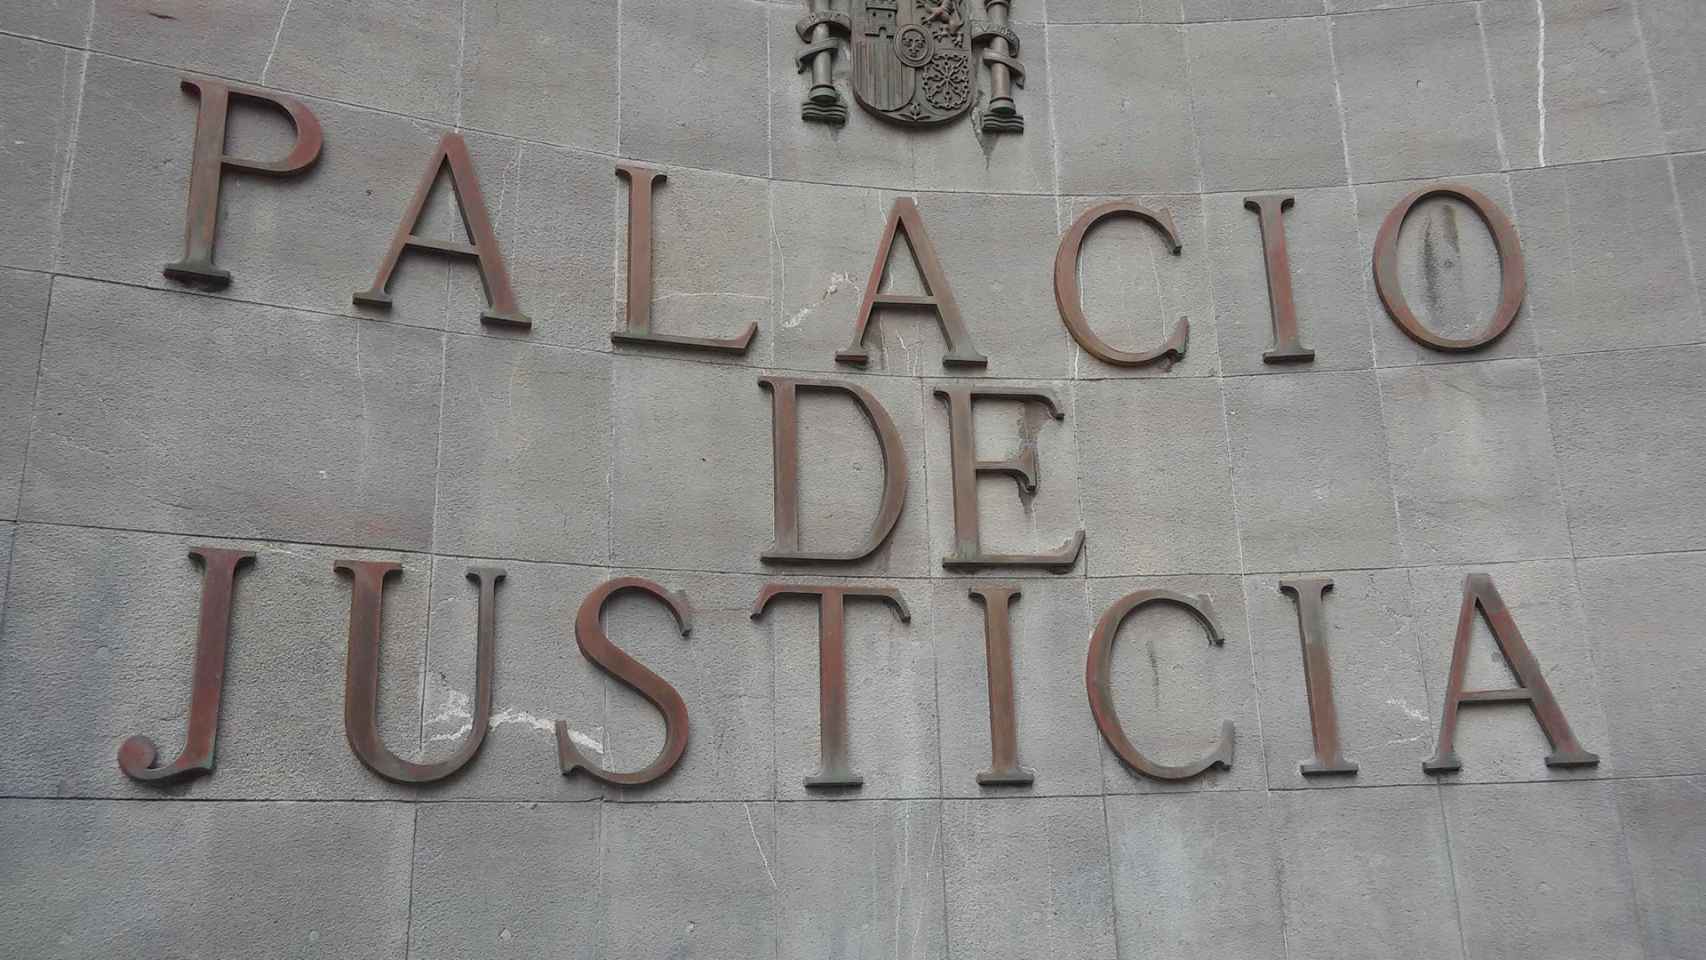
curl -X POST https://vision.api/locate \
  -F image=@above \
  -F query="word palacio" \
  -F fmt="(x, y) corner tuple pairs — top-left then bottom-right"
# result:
(121, 77), (1592, 793)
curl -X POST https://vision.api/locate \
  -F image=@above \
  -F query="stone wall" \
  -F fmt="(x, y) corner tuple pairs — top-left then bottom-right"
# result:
(2, 1), (1704, 958)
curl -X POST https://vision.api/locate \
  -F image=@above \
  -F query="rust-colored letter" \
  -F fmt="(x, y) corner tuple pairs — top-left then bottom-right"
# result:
(1374, 184), (1525, 352)
(558, 577), (693, 786)
(337, 561), (505, 783)
(1086, 589), (1235, 780)
(759, 376), (908, 564)
(164, 79), (323, 289)
(1423, 574), (1598, 773)
(1244, 195), (1314, 363)
(612, 164), (756, 354)
(752, 583), (911, 789)
(1278, 578), (1357, 776)
(1054, 200), (1189, 367)
(118, 547), (255, 784)
(839, 197), (986, 368)
(934, 385), (1084, 571)
(970, 586), (1034, 785)
(355, 133), (531, 329)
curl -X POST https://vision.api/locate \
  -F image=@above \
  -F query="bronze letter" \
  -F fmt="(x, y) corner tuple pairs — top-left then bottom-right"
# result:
(611, 164), (757, 354)
(1374, 184), (1526, 352)
(969, 586), (1033, 785)
(1423, 574), (1598, 773)
(557, 577), (693, 786)
(336, 561), (505, 783)
(751, 583), (911, 789)
(1086, 589), (1235, 780)
(1278, 578), (1357, 776)
(759, 376), (908, 564)
(1054, 200), (1189, 367)
(354, 133), (531, 329)
(934, 385), (1084, 571)
(163, 79), (323, 289)
(839, 197), (987, 368)
(118, 547), (255, 784)
(1244, 195), (1314, 363)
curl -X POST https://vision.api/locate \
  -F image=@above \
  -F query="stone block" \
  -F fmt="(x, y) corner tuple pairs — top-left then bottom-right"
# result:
(410, 801), (603, 960)
(1575, 553), (1706, 777)
(1270, 786), (1464, 960)
(776, 800), (946, 960)
(1246, 568), (1436, 787)
(601, 801), (778, 960)
(1442, 781), (1643, 960)
(0, 799), (413, 960)
(1615, 776), (1706, 958)
(460, 0), (616, 153)
(0, 270), (48, 519)
(931, 579), (1102, 796)
(0, 524), (426, 799)
(1186, 0), (1323, 19)
(1075, 378), (1240, 576)
(1049, 0), (1181, 21)
(265, 0), (460, 121)
(23, 280), (443, 550)
(1636, 0), (1706, 151)
(1187, 17), (1347, 192)
(1225, 370), (1401, 571)
(941, 797), (1117, 960)
(1331, 4), (1504, 183)
(1050, 24), (1200, 195)
(1511, 157), (1702, 355)
(910, 37), (1058, 196)
(1544, 346), (1706, 556)
(1087, 574), (1264, 794)
(619, 0), (768, 177)
(1106, 791), (1286, 960)
(0, 36), (79, 273)
(433, 337), (610, 564)
(1379, 359), (1571, 565)
(0, 0), (91, 44)
(89, 0), (286, 82)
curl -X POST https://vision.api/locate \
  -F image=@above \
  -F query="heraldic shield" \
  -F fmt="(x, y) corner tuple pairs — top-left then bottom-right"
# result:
(852, 0), (975, 125)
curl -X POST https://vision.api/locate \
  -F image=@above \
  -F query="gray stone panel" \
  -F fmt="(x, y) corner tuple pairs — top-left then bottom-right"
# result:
(1636, 0), (1706, 152)
(1442, 781), (1643, 960)
(0, 36), (79, 273)
(265, 0), (460, 121)
(1615, 776), (1706, 958)
(941, 797), (1117, 960)
(0, 269), (48, 520)
(460, 0), (617, 154)
(776, 800), (946, 960)
(1379, 359), (1571, 565)
(410, 801), (603, 960)
(1272, 786), (1463, 960)
(1050, 23), (1201, 195)
(1049, 0), (1182, 22)
(1224, 370), (1401, 572)
(0, 798), (413, 960)
(23, 280), (442, 550)
(619, 0), (769, 177)
(1186, 0), (1323, 18)
(88, 0), (286, 81)
(0, 0), (91, 44)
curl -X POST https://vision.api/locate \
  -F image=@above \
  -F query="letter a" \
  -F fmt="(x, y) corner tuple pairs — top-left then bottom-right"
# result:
(838, 197), (986, 368)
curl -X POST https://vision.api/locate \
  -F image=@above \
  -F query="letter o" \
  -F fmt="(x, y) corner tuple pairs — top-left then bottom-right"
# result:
(1373, 184), (1526, 352)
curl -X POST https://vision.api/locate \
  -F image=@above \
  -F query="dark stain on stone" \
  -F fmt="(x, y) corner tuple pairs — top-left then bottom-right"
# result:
(147, 10), (178, 20)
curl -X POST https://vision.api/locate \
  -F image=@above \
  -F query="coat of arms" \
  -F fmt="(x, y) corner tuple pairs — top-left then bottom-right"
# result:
(794, 0), (1026, 133)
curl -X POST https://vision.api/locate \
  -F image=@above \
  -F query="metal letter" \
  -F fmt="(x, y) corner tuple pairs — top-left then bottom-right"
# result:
(839, 197), (987, 368)
(934, 385), (1084, 571)
(1054, 201), (1189, 367)
(354, 133), (531, 329)
(751, 583), (911, 789)
(558, 577), (693, 786)
(1278, 578), (1357, 777)
(336, 561), (505, 783)
(760, 376), (909, 564)
(611, 164), (757, 354)
(1423, 574), (1598, 773)
(118, 547), (255, 784)
(163, 79), (323, 289)
(969, 586), (1033, 785)
(1244, 195), (1314, 363)
(1373, 184), (1526, 352)
(1086, 589), (1235, 781)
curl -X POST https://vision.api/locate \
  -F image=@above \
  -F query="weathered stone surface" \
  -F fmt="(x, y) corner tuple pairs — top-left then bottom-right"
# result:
(601, 801), (777, 960)
(0, 36), (79, 273)
(777, 800), (946, 960)
(23, 280), (443, 550)
(1246, 568), (1435, 787)
(1186, 0), (1322, 18)
(1106, 791), (1287, 960)
(0, 523), (12, 611)
(89, 0), (286, 81)
(1636, 0), (1706, 152)
(1049, 0), (1182, 21)
(1673, 153), (1706, 321)
(0, 798), (413, 960)
(0, 0), (90, 44)
(1544, 346), (1706, 557)
(0, 524), (426, 800)
(1332, 4), (1503, 183)
(1380, 359), (1571, 565)
(1615, 776), (1706, 958)
(1225, 370), (1401, 572)
(410, 801), (603, 960)
(1271, 786), (1463, 960)
(941, 797), (1117, 960)
(1442, 781), (1643, 960)
(1050, 24), (1200, 195)
(433, 337), (610, 564)
(0, 270), (48, 520)
(265, 0), (459, 121)
(620, 0), (768, 177)
(460, 0), (616, 154)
